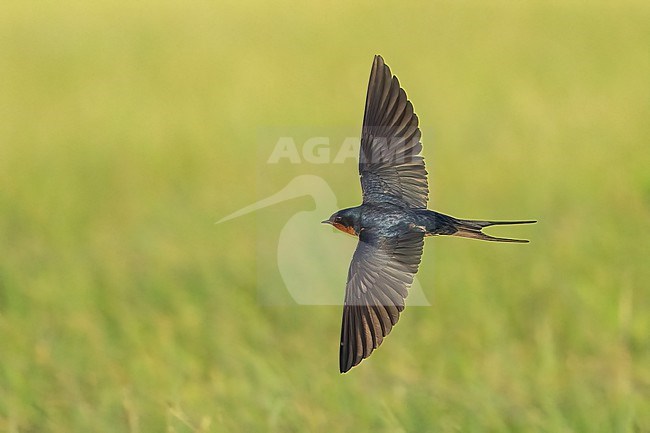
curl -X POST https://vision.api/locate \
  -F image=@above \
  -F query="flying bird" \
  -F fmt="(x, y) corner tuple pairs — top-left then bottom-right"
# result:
(323, 55), (535, 373)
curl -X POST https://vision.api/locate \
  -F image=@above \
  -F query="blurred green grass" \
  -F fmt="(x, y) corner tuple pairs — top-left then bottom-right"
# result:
(1, 0), (649, 431)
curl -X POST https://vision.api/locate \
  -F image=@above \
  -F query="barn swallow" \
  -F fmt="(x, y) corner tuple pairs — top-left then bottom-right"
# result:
(323, 55), (535, 373)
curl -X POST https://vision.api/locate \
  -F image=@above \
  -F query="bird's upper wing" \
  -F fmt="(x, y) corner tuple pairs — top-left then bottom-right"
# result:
(340, 228), (424, 373)
(359, 55), (428, 209)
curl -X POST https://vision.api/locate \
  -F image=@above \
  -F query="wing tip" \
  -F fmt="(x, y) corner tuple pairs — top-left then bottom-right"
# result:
(339, 350), (361, 374)
(339, 340), (357, 373)
(372, 54), (388, 72)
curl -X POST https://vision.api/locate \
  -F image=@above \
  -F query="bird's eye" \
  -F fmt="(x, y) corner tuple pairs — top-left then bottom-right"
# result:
(335, 216), (342, 222)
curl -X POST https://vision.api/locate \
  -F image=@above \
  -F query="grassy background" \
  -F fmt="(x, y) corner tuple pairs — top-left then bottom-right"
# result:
(1, 0), (649, 431)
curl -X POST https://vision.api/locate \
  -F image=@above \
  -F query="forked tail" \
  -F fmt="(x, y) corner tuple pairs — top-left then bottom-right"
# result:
(452, 218), (537, 243)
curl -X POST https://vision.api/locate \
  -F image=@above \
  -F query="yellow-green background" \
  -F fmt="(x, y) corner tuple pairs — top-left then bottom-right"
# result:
(1, 1), (649, 432)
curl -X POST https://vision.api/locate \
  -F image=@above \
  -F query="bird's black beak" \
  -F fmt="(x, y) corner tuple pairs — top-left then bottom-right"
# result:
(321, 220), (332, 225)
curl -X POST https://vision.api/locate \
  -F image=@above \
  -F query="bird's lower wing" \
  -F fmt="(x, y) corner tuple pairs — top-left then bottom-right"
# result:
(340, 229), (424, 373)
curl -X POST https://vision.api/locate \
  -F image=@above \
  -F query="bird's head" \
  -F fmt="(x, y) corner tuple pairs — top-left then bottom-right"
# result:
(322, 207), (361, 237)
